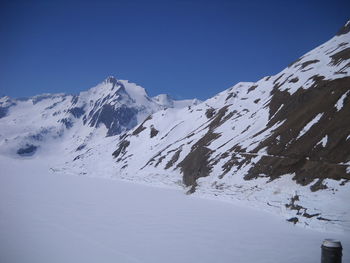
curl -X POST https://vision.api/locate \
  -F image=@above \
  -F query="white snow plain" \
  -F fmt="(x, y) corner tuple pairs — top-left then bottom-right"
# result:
(0, 155), (349, 263)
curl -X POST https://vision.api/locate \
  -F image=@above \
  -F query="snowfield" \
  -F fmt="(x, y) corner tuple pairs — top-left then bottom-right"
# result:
(0, 155), (349, 263)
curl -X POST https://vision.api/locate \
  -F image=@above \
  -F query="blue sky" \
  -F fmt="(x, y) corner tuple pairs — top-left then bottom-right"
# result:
(0, 0), (349, 100)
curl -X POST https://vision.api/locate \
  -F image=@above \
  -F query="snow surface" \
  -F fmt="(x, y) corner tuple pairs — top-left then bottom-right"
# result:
(1, 155), (349, 263)
(318, 135), (328, 147)
(335, 91), (349, 111)
(297, 113), (323, 139)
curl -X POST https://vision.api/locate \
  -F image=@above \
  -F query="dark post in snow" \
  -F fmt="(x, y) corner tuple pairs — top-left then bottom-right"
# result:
(321, 239), (342, 263)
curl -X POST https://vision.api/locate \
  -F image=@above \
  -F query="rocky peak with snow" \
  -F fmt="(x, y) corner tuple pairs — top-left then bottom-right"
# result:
(103, 75), (118, 84)
(0, 77), (199, 157)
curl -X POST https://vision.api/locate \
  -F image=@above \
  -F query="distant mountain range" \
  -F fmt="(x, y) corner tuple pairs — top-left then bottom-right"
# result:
(0, 77), (199, 156)
(1, 21), (349, 232)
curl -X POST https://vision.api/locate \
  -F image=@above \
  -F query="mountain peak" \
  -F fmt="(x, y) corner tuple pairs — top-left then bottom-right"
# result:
(103, 76), (118, 84)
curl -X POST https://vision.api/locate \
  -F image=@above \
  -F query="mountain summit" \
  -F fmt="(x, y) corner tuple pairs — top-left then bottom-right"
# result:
(0, 78), (199, 156)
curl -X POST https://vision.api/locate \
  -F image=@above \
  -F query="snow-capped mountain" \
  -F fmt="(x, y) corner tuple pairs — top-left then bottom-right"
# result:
(1, 22), (349, 233)
(109, 22), (350, 231)
(0, 77), (199, 157)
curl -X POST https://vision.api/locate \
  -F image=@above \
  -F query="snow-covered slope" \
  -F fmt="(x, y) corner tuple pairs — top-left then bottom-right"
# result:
(2, 155), (349, 263)
(0, 77), (199, 158)
(109, 22), (350, 231)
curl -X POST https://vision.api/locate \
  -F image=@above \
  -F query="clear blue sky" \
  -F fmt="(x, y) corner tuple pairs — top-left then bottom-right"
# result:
(0, 0), (349, 100)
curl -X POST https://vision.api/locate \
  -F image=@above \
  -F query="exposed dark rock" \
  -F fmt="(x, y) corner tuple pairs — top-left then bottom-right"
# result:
(104, 76), (119, 87)
(101, 95), (111, 106)
(285, 194), (300, 210)
(205, 108), (215, 118)
(340, 179), (349, 186)
(45, 101), (61, 110)
(112, 140), (130, 159)
(225, 93), (234, 101)
(142, 157), (156, 168)
(154, 155), (166, 167)
(287, 217), (299, 224)
(300, 60), (319, 69)
(207, 106), (231, 130)
(273, 73), (285, 84)
(150, 126), (159, 138)
(165, 148), (182, 169)
(317, 216), (332, 221)
(303, 212), (321, 218)
(247, 85), (258, 93)
(178, 139), (215, 192)
(119, 133), (128, 141)
(267, 88), (289, 120)
(289, 77), (299, 83)
(76, 144), (86, 151)
(60, 118), (73, 129)
(132, 115), (152, 136)
(17, 144), (37, 156)
(89, 104), (138, 136)
(310, 179), (328, 192)
(141, 142), (177, 169)
(335, 62), (350, 74)
(221, 154), (243, 178)
(330, 48), (350, 66)
(82, 115), (87, 125)
(71, 95), (79, 105)
(241, 125), (251, 134)
(68, 107), (85, 118)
